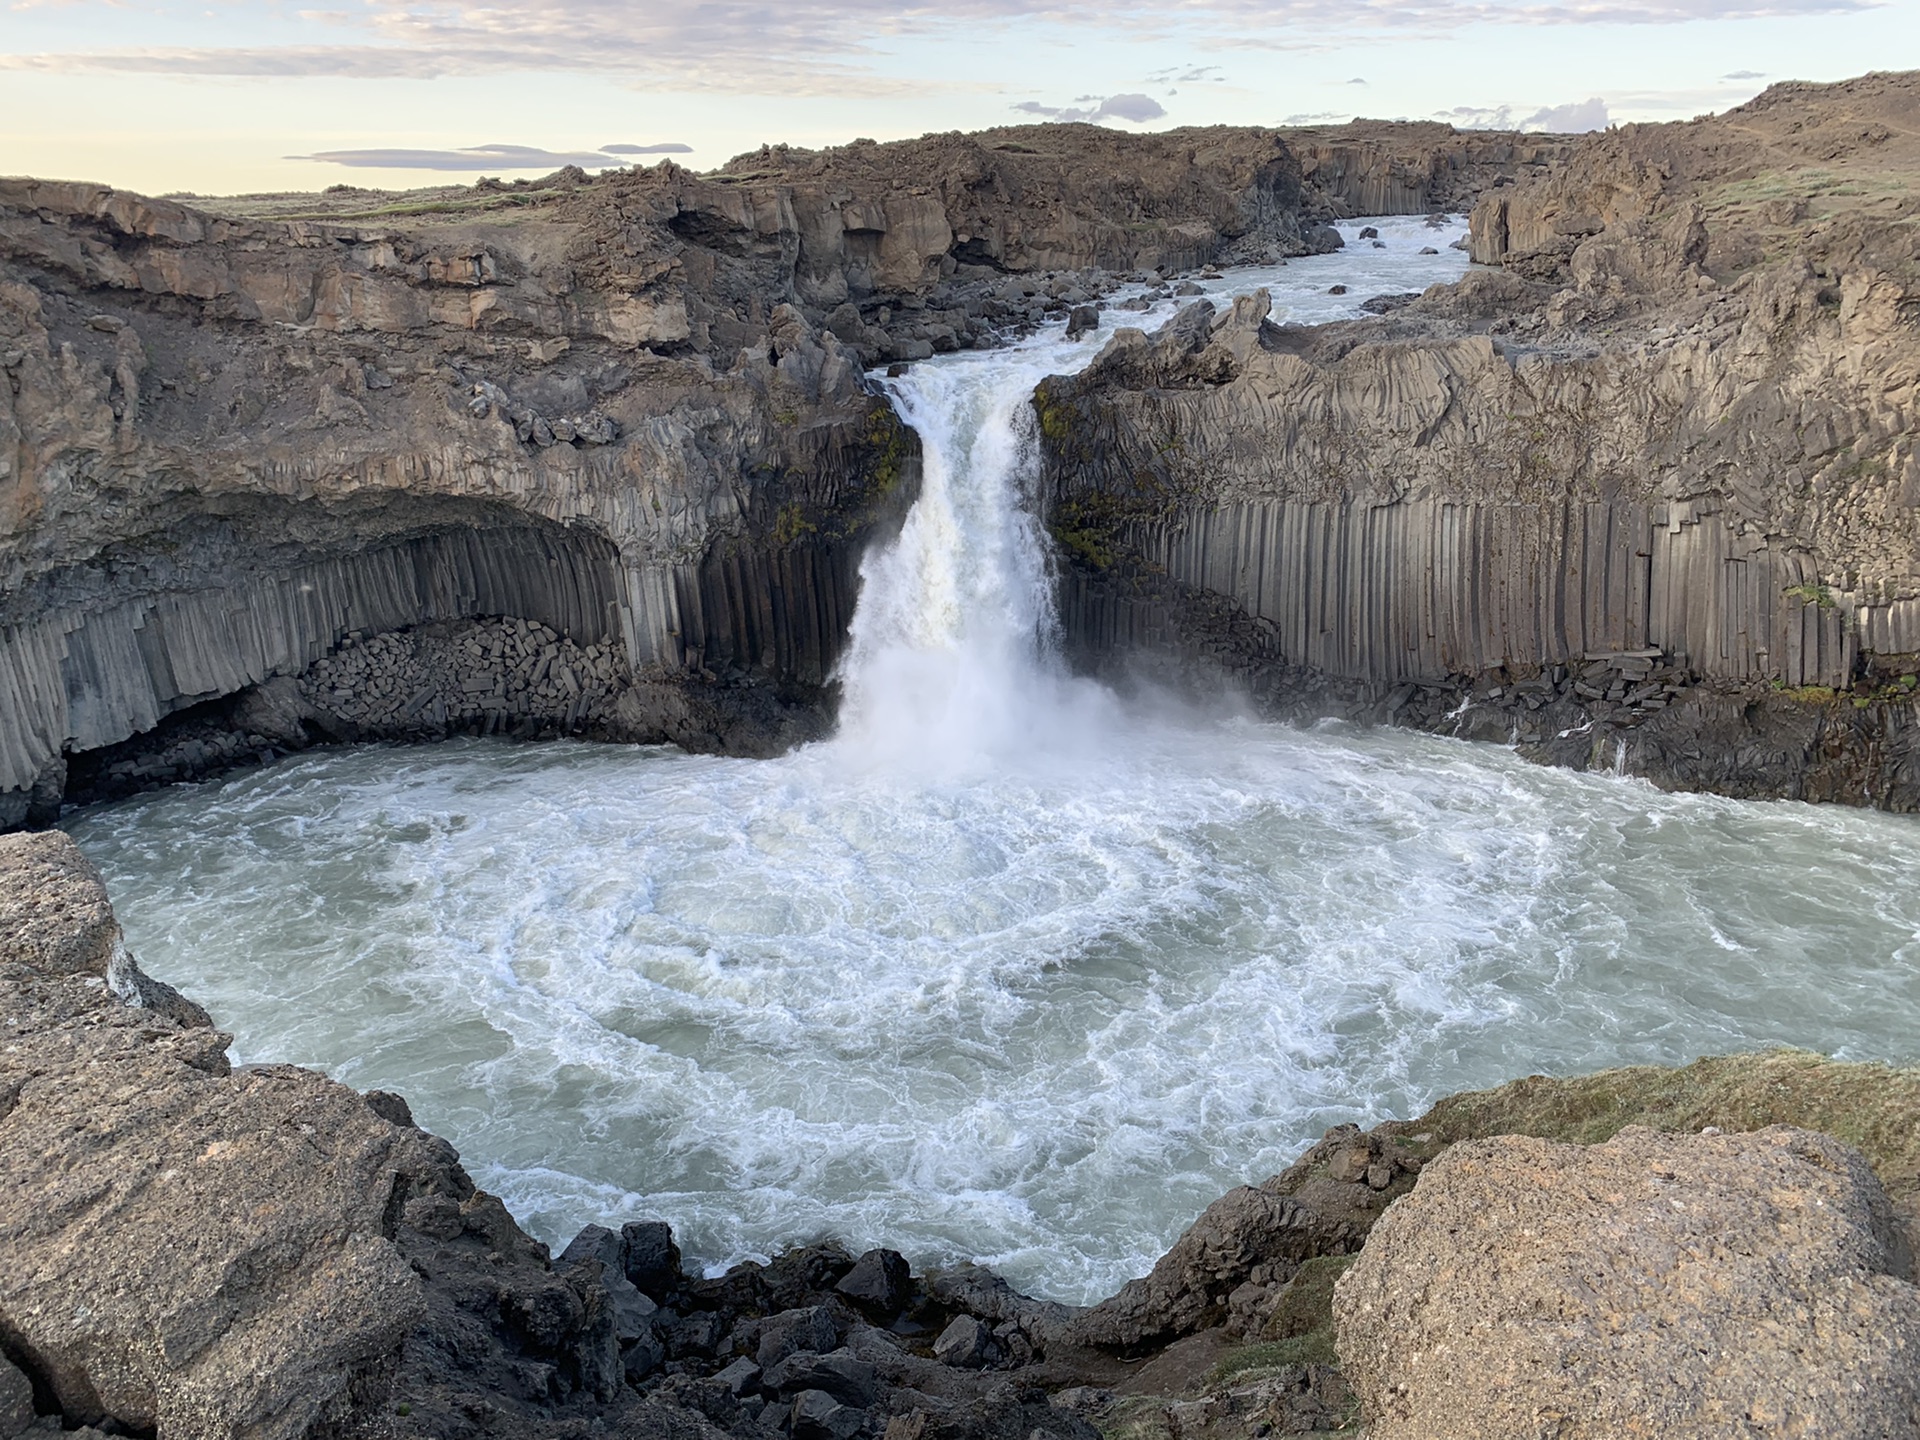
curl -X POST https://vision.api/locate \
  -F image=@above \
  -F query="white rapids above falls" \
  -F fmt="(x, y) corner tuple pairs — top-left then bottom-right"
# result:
(65, 217), (1920, 1306)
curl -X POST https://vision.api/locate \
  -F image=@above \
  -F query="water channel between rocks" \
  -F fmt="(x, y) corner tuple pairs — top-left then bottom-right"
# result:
(65, 217), (1920, 1306)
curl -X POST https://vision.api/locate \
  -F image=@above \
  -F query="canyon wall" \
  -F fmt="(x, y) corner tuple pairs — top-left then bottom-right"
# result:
(1040, 73), (1920, 806)
(0, 116), (1594, 824)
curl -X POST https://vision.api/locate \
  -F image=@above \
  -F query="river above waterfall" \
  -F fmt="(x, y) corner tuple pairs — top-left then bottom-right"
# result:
(63, 217), (1920, 1305)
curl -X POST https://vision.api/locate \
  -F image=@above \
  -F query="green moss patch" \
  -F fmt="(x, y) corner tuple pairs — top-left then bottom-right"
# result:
(1407, 1049), (1920, 1208)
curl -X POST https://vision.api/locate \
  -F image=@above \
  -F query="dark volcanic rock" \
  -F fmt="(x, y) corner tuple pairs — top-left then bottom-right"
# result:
(622, 1218), (685, 1298)
(836, 1247), (912, 1315)
(757, 1306), (843, 1370)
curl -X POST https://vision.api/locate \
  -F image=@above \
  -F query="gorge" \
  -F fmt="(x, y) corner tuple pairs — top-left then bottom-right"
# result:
(2, 70), (1920, 1440)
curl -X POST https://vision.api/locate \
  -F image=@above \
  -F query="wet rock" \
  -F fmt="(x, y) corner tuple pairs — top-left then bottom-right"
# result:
(1325, 283), (1347, 294)
(622, 1219), (685, 1297)
(1358, 226), (1379, 238)
(758, 1306), (843, 1369)
(1335, 1126), (1920, 1439)
(1303, 224), (1344, 253)
(932, 1314), (994, 1369)
(836, 1247), (912, 1315)
(1066, 304), (1101, 339)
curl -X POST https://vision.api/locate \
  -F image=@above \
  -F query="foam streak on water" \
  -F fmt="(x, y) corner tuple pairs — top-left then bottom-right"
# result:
(64, 219), (1920, 1305)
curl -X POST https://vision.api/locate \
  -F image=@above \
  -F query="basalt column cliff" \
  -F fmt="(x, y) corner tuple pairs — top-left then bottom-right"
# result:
(1039, 74), (1920, 807)
(6, 122), (1499, 826)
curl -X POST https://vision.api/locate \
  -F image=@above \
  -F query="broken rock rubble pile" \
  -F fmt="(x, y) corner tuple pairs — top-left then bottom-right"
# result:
(299, 615), (627, 737)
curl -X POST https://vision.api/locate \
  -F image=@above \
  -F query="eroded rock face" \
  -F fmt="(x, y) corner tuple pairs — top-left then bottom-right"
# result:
(0, 115), (1587, 823)
(1038, 72), (1920, 807)
(1333, 1125), (1920, 1440)
(1067, 1124), (1423, 1354)
(0, 831), (429, 1436)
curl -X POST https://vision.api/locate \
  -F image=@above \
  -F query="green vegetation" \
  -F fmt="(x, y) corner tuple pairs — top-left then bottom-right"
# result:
(1047, 495), (1131, 571)
(1033, 382), (1080, 447)
(771, 502), (816, 546)
(864, 407), (911, 497)
(1412, 1049), (1920, 1208)
(1202, 1254), (1359, 1387)
(1212, 1333), (1337, 1380)
(1261, 1255), (1355, 1346)
(1770, 681), (1837, 703)
(1783, 581), (1836, 609)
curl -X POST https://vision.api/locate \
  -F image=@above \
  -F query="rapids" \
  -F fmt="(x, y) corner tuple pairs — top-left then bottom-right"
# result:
(64, 218), (1920, 1305)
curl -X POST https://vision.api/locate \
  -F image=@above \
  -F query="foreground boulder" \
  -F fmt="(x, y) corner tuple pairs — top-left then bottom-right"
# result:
(1334, 1125), (1920, 1439)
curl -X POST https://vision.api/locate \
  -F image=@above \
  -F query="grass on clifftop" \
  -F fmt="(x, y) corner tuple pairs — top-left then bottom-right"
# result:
(1406, 1048), (1920, 1207)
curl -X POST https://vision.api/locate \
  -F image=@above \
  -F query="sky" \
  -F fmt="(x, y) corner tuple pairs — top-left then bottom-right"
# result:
(2, 0), (1916, 195)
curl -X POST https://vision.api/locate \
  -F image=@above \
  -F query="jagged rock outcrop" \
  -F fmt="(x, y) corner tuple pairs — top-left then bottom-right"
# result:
(1333, 1126), (1920, 1439)
(1284, 121), (1574, 219)
(1066, 1125), (1423, 1354)
(1038, 72), (1920, 807)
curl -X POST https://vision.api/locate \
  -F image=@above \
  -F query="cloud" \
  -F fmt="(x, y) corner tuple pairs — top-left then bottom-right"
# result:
(1283, 110), (1350, 123)
(1435, 96), (1609, 131)
(1436, 103), (1520, 127)
(289, 142), (685, 170)
(1721, 69), (1767, 78)
(1523, 96), (1609, 129)
(1013, 92), (1168, 123)
(0, 0), (1881, 95)
(1347, 76), (1367, 83)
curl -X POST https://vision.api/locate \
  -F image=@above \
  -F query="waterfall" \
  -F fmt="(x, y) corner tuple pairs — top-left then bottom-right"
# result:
(829, 340), (1119, 776)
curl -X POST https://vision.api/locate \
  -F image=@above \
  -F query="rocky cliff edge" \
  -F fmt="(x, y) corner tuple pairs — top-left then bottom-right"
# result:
(0, 119), (1568, 826)
(1038, 72), (1920, 807)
